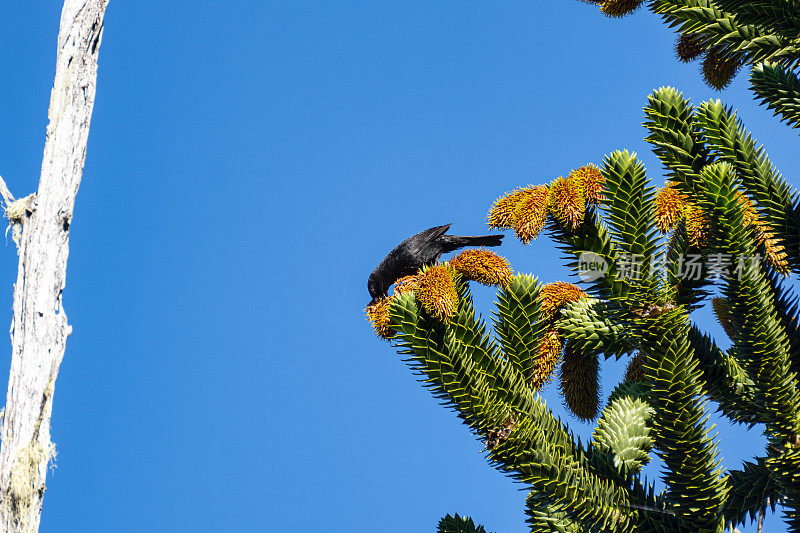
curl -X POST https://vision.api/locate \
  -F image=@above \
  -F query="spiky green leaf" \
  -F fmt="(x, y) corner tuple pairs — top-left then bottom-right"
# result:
(750, 62), (800, 130)
(437, 514), (489, 533)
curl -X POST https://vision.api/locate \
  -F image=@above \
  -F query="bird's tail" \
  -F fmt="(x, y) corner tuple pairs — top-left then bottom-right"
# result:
(440, 234), (504, 251)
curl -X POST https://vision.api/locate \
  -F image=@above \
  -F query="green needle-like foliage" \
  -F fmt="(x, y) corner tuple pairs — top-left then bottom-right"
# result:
(558, 298), (637, 358)
(548, 206), (629, 300)
(493, 274), (546, 383)
(580, 0), (800, 132)
(694, 101), (797, 249)
(694, 162), (800, 440)
(592, 388), (654, 475)
(664, 219), (712, 309)
(765, 268), (800, 379)
(643, 87), (711, 195)
(601, 151), (660, 303)
(713, 0), (800, 38)
(636, 310), (728, 532)
(751, 62), (800, 129)
(525, 492), (581, 533)
(368, 85), (800, 532)
(724, 456), (782, 527)
(687, 326), (767, 425)
(650, 0), (798, 65)
(438, 514), (490, 533)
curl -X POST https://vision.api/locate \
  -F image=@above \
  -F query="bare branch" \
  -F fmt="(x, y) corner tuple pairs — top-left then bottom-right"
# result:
(0, 1), (108, 531)
(0, 176), (14, 209)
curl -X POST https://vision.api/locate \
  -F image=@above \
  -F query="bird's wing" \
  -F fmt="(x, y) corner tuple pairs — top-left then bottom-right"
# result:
(396, 224), (452, 265)
(400, 224), (452, 258)
(412, 224), (452, 243)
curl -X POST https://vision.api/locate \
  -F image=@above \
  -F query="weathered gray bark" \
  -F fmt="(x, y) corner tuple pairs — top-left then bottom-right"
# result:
(0, 1), (108, 531)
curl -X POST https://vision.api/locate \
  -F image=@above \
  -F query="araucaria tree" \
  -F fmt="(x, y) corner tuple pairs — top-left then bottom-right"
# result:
(366, 87), (800, 531)
(580, 0), (800, 130)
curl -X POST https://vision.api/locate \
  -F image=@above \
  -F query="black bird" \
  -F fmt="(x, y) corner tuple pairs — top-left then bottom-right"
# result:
(368, 224), (504, 304)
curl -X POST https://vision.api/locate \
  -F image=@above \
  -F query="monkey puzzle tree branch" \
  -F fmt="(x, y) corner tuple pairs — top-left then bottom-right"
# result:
(0, 1), (108, 531)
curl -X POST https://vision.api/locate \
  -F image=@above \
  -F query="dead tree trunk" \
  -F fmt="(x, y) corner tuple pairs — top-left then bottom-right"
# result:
(0, 1), (108, 531)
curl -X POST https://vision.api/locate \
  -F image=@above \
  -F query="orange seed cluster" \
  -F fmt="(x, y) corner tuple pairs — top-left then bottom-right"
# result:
(450, 249), (513, 287)
(655, 183), (709, 247)
(735, 191), (789, 273)
(655, 183), (689, 234)
(415, 265), (460, 320)
(512, 186), (550, 243)
(488, 164), (603, 244)
(528, 282), (588, 390)
(548, 177), (586, 231)
(489, 186), (549, 243)
(569, 164), (605, 205)
(365, 297), (394, 341)
(393, 275), (419, 295)
(364, 267), (459, 340)
(531, 328), (562, 390)
(539, 282), (588, 321)
(684, 204), (710, 247)
(488, 188), (534, 230)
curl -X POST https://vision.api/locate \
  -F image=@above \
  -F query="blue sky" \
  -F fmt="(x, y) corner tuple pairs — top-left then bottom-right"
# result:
(0, 2), (797, 532)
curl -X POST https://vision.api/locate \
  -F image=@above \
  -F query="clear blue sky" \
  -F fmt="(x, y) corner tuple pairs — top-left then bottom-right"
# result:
(0, 2), (796, 532)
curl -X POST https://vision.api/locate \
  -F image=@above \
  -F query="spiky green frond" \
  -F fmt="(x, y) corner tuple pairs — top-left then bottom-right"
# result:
(643, 86), (712, 196)
(557, 298), (638, 358)
(713, 0), (800, 38)
(438, 514), (489, 533)
(637, 309), (728, 531)
(687, 326), (767, 425)
(391, 291), (515, 430)
(694, 100), (798, 267)
(486, 406), (639, 531)
(450, 279), (543, 413)
(517, 455), (636, 532)
(391, 289), (570, 445)
(693, 162), (800, 529)
(723, 456), (781, 528)
(690, 161), (755, 254)
(371, 70), (800, 531)
(525, 492), (581, 533)
(391, 290), (637, 528)
(694, 162), (800, 440)
(600, 150), (660, 301)
(607, 380), (651, 404)
(650, 0), (800, 67)
(487, 409), (641, 530)
(665, 220), (712, 310)
(592, 387), (654, 475)
(628, 477), (694, 532)
(750, 62), (800, 130)
(492, 273), (545, 383)
(765, 447), (800, 529)
(601, 150), (659, 260)
(765, 267), (800, 380)
(549, 207), (629, 300)
(582, 1), (800, 129)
